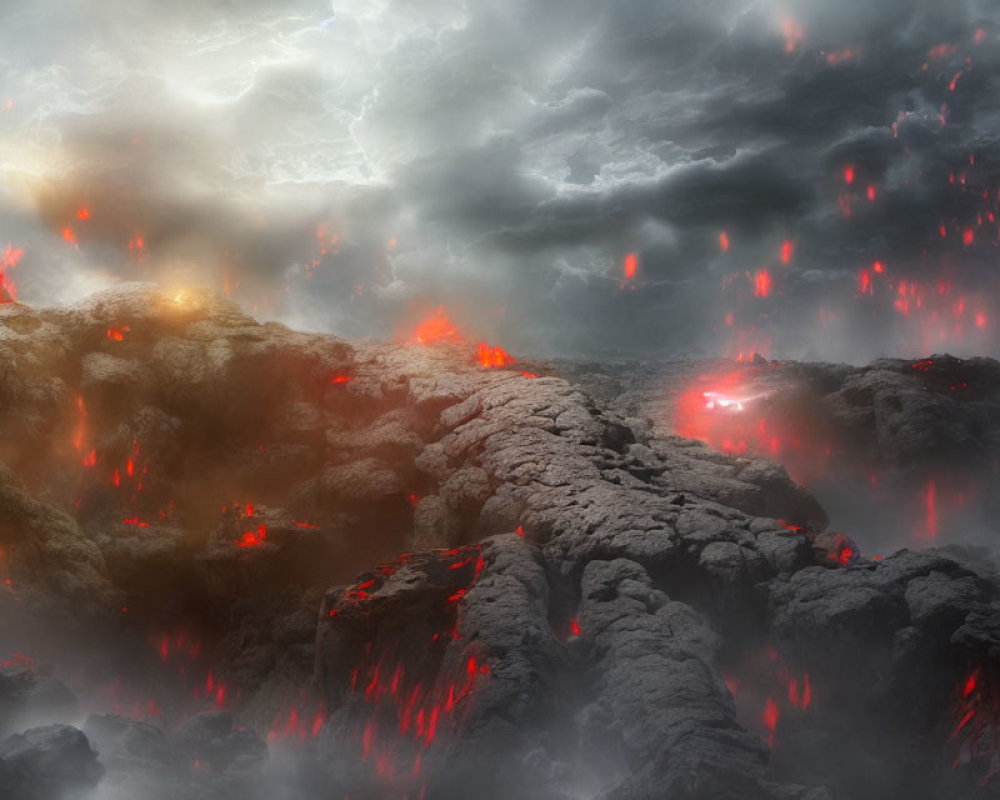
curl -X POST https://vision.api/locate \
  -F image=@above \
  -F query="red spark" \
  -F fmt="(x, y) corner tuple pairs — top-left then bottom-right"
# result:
(782, 19), (804, 53)
(780, 240), (793, 264)
(964, 668), (980, 698)
(925, 479), (938, 539)
(844, 165), (855, 185)
(763, 697), (779, 747)
(61, 228), (77, 245)
(107, 326), (129, 342)
(838, 547), (854, 566)
(719, 230), (730, 252)
(873, 261), (885, 273)
(754, 270), (772, 298)
(569, 619), (581, 637)
(963, 228), (975, 246)
(0, 243), (24, 303)
(974, 29), (987, 44)
(867, 185), (876, 203)
(76, 207), (90, 221)
(329, 374), (352, 384)
(858, 270), (872, 296)
(623, 252), (638, 281)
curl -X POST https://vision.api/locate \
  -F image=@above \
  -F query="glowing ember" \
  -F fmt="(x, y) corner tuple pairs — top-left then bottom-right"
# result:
(61, 227), (77, 245)
(924, 479), (938, 538)
(237, 524), (268, 548)
(844, 165), (855, 185)
(754, 270), (772, 298)
(0, 242), (24, 303)
(107, 326), (130, 342)
(719, 230), (730, 252)
(413, 307), (460, 345)
(329, 374), (352, 385)
(781, 19), (804, 53)
(76, 206), (91, 221)
(623, 252), (638, 281)
(476, 343), (515, 368)
(780, 240), (793, 264)
(763, 696), (779, 747)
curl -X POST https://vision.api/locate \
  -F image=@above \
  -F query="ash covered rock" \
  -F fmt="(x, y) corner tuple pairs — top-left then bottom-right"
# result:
(0, 662), (77, 738)
(0, 724), (102, 800)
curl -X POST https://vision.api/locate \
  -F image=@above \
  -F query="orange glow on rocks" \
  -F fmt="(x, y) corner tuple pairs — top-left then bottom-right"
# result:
(413, 307), (460, 345)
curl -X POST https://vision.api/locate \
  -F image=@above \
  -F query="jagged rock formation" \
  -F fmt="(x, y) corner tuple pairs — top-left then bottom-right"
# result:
(0, 285), (997, 799)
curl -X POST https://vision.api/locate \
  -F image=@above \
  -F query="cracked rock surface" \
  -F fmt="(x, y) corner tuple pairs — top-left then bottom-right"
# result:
(0, 286), (997, 798)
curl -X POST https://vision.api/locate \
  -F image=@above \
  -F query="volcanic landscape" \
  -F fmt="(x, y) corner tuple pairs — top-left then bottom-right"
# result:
(0, 284), (997, 800)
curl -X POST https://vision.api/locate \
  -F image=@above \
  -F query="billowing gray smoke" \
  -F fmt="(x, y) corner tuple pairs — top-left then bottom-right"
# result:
(1, 0), (1000, 361)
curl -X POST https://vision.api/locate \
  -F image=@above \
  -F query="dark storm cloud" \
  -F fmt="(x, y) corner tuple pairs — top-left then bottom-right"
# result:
(1, 0), (1000, 359)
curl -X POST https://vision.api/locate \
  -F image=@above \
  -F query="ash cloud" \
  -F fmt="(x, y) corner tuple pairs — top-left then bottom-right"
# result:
(1, 0), (1000, 359)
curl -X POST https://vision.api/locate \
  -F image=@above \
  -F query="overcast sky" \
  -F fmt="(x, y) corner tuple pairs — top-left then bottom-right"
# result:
(1, 0), (999, 361)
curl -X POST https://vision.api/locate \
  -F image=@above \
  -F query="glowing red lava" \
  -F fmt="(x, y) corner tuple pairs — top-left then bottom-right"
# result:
(476, 343), (514, 368)
(413, 307), (460, 345)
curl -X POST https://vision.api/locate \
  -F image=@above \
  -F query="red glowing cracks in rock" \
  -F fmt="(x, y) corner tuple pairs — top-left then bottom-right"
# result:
(476, 343), (515, 368)
(236, 524), (267, 548)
